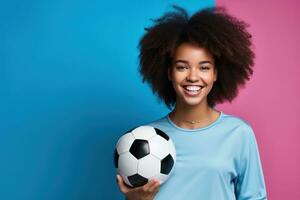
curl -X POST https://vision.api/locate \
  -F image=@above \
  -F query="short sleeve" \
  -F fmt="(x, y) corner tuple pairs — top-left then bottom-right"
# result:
(234, 125), (267, 200)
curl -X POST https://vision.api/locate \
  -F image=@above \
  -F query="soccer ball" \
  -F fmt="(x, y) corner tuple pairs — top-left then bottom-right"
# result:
(114, 125), (176, 187)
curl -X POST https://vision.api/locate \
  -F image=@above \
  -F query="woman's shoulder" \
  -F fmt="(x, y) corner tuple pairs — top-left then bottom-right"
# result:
(148, 116), (168, 125)
(221, 112), (252, 128)
(217, 112), (255, 139)
(221, 112), (256, 139)
(141, 114), (170, 130)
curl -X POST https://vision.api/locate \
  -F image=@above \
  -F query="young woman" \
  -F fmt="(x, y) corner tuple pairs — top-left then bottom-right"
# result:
(117, 6), (267, 200)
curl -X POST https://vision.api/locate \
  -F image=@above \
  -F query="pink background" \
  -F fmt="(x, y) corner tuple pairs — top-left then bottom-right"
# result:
(215, 0), (300, 199)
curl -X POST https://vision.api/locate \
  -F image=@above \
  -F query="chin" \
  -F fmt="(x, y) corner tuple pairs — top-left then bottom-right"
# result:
(180, 97), (206, 107)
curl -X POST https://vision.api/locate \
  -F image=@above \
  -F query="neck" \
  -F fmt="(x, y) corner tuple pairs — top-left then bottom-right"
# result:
(169, 99), (218, 129)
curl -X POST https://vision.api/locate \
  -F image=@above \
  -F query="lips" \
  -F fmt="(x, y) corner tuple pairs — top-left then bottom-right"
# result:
(182, 85), (204, 91)
(182, 85), (204, 96)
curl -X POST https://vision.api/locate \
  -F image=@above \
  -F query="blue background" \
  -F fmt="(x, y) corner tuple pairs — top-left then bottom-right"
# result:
(0, 0), (213, 199)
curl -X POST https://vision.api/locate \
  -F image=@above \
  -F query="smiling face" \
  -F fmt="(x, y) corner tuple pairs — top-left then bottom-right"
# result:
(168, 43), (217, 107)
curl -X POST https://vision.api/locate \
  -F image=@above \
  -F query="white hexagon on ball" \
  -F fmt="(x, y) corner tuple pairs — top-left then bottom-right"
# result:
(118, 152), (138, 176)
(148, 135), (170, 160)
(116, 133), (135, 154)
(138, 154), (161, 179)
(131, 126), (157, 140)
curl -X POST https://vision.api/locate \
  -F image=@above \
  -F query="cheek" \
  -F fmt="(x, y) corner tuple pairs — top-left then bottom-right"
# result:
(172, 72), (185, 83)
(201, 72), (216, 83)
(173, 77), (182, 84)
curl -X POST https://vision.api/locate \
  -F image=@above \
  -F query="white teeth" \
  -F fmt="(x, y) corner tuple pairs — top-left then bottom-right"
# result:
(184, 86), (201, 91)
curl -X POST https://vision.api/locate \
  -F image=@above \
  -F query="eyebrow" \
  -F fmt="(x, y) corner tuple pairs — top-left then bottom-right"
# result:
(174, 60), (214, 65)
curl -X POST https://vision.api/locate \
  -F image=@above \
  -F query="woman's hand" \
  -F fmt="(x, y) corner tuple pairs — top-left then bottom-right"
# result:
(116, 174), (160, 200)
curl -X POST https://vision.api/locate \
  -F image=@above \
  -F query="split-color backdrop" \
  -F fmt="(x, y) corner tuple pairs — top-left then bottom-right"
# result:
(1, 0), (299, 199)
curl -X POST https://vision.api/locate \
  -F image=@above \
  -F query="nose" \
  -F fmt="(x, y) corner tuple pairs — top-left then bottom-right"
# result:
(186, 68), (199, 82)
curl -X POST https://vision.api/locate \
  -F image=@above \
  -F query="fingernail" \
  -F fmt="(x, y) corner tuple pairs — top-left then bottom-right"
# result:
(116, 175), (119, 183)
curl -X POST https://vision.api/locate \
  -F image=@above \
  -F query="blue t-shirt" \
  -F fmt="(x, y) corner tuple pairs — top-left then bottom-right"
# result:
(146, 111), (267, 200)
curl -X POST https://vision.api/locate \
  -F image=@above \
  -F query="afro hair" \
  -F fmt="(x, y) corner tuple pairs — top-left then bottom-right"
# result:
(138, 5), (255, 109)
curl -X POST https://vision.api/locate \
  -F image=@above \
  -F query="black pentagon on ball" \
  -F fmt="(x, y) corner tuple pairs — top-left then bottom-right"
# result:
(129, 139), (150, 159)
(113, 149), (119, 168)
(155, 128), (169, 141)
(160, 154), (174, 175)
(128, 173), (148, 187)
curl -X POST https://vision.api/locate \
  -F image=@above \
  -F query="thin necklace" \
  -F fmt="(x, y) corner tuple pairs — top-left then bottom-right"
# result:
(183, 119), (208, 124)
(170, 110), (213, 124)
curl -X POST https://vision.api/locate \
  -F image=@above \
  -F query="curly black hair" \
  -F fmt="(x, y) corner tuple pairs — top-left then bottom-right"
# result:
(138, 5), (254, 109)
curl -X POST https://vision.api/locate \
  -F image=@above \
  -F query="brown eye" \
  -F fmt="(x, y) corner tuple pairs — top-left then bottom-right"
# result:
(176, 66), (188, 70)
(200, 66), (210, 70)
